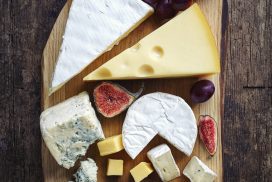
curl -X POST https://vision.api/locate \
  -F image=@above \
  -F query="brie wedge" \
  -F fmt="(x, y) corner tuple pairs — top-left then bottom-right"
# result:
(122, 92), (197, 159)
(51, 0), (153, 92)
(73, 158), (98, 182)
(40, 92), (104, 169)
(147, 144), (180, 182)
(183, 156), (217, 182)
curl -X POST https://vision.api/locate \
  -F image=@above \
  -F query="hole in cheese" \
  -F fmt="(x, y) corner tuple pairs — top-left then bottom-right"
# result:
(138, 64), (154, 76)
(95, 67), (112, 78)
(150, 46), (164, 59)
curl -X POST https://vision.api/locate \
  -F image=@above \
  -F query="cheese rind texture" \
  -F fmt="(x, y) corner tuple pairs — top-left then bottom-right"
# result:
(122, 92), (197, 159)
(183, 156), (217, 182)
(40, 92), (104, 169)
(74, 158), (98, 182)
(84, 3), (220, 81)
(52, 0), (153, 90)
(147, 144), (180, 182)
(97, 134), (124, 156)
(130, 162), (154, 182)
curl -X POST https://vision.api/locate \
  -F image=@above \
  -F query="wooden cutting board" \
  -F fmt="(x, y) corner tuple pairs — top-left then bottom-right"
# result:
(41, 0), (223, 181)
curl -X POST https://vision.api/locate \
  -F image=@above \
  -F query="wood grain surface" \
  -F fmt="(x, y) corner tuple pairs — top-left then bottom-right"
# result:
(41, 0), (222, 181)
(1, 0), (272, 182)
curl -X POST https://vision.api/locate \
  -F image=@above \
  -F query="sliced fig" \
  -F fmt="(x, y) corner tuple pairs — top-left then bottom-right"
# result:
(93, 82), (144, 118)
(198, 115), (217, 156)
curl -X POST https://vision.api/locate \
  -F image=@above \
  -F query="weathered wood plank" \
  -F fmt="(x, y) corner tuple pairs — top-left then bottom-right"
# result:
(0, 0), (66, 181)
(223, 0), (272, 181)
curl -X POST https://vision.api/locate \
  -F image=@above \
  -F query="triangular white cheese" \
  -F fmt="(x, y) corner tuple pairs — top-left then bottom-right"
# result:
(51, 0), (153, 91)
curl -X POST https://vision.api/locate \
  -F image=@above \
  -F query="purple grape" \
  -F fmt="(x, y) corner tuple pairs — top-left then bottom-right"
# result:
(190, 80), (215, 103)
(171, 0), (192, 12)
(143, 0), (160, 9)
(156, 0), (176, 20)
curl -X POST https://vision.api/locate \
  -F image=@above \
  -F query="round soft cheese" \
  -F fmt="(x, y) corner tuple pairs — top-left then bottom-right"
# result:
(122, 92), (197, 159)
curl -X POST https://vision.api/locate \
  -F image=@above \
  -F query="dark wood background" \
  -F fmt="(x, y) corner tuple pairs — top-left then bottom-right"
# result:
(0, 0), (271, 181)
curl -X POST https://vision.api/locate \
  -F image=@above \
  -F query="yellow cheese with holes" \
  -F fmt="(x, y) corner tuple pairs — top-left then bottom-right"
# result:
(130, 162), (154, 182)
(107, 159), (124, 176)
(97, 134), (124, 156)
(84, 3), (220, 81)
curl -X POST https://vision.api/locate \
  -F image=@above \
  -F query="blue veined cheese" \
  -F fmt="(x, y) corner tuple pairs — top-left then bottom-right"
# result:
(40, 92), (104, 169)
(122, 92), (197, 159)
(147, 144), (180, 182)
(73, 158), (98, 182)
(51, 0), (153, 92)
(183, 156), (217, 182)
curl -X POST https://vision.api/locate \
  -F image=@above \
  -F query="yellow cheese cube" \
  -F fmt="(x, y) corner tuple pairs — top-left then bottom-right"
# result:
(107, 159), (124, 176)
(97, 134), (124, 156)
(130, 162), (154, 182)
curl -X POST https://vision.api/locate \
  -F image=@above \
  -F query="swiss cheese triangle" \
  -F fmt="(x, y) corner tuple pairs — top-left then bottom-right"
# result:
(84, 4), (220, 81)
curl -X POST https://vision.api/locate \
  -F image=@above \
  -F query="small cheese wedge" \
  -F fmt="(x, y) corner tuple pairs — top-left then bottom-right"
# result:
(122, 92), (197, 159)
(107, 159), (124, 176)
(147, 144), (180, 182)
(130, 162), (154, 182)
(183, 156), (217, 182)
(73, 158), (98, 182)
(84, 3), (220, 81)
(97, 134), (124, 156)
(40, 92), (104, 169)
(51, 0), (153, 92)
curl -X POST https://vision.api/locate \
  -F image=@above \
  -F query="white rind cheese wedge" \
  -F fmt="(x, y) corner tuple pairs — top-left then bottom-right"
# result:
(51, 0), (153, 92)
(84, 3), (220, 81)
(122, 92), (197, 159)
(183, 156), (217, 182)
(40, 92), (104, 169)
(147, 144), (180, 182)
(73, 158), (98, 182)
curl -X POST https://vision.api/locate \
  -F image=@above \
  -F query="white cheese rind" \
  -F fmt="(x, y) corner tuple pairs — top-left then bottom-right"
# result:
(147, 144), (180, 182)
(122, 92), (197, 159)
(183, 156), (217, 182)
(40, 92), (104, 169)
(74, 158), (98, 182)
(51, 0), (153, 90)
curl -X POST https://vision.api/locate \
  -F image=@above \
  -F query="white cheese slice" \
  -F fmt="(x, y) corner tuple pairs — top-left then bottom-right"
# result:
(73, 158), (98, 182)
(40, 92), (104, 169)
(183, 156), (217, 182)
(147, 144), (180, 182)
(122, 92), (197, 159)
(51, 0), (153, 92)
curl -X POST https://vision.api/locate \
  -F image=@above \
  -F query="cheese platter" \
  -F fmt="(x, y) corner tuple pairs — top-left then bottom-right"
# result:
(41, 0), (223, 181)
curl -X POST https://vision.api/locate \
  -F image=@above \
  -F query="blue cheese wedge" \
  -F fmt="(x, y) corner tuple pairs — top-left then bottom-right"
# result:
(51, 0), (153, 92)
(122, 92), (197, 159)
(73, 158), (98, 182)
(40, 92), (104, 169)
(183, 156), (217, 182)
(147, 144), (180, 182)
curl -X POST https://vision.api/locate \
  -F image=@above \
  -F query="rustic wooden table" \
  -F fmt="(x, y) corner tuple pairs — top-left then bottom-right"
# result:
(0, 0), (271, 181)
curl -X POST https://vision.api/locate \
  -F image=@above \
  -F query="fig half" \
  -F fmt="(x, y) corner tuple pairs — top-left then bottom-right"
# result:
(93, 82), (144, 118)
(198, 115), (217, 156)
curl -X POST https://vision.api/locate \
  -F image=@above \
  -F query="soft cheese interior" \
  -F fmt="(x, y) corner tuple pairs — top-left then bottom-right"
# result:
(51, 0), (153, 91)
(40, 92), (104, 169)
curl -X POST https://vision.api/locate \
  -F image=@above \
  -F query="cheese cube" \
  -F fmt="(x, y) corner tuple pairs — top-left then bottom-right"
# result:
(107, 159), (124, 176)
(183, 156), (217, 182)
(97, 134), (124, 156)
(130, 162), (154, 182)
